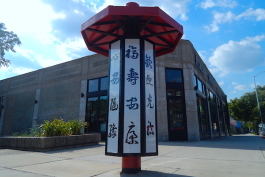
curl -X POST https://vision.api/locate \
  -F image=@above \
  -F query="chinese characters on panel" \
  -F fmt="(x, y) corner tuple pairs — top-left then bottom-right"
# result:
(106, 39), (157, 156)
(144, 41), (156, 153)
(123, 39), (141, 153)
(107, 40), (120, 153)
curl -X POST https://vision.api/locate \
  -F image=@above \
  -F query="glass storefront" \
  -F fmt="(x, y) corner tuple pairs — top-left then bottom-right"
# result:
(166, 68), (187, 141)
(194, 74), (224, 139)
(86, 77), (108, 140)
(196, 96), (209, 132)
(218, 101), (226, 135)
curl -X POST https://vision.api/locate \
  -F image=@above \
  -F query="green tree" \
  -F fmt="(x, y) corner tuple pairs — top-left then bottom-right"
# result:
(228, 85), (265, 134)
(0, 22), (21, 67)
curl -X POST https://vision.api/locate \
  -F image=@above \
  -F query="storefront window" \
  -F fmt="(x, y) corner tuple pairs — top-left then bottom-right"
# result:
(166, 69), (182, 83)
(167, 89), (183, 96)
(86, 77), (108, 140)
(194, 75), (197, 87)
(88, 77), (108, 92)
(194, 76), (205, 95)
(218, 102), (225, 133)
(88, 79), (99, 92)
(210, 102), (219, 133)
(86, 97), (98, 132)
(208, 90), (214, 101)
(198, 79), (203, 92)
(100, 77), (108, 90)
(99, 96), (108, 131)
(168, 99), (184, 130)
(166, 68), (187, 141)
(197, 96), (209, 131)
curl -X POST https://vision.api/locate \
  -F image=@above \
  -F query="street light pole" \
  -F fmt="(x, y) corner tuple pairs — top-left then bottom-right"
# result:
(254, 71), (265, 136)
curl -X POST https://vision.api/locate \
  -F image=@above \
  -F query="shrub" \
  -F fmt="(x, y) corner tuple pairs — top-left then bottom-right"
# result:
(42, 118), (71, 136)
(12, 118), (87, 137)
(41, 118), (87, 137)
(12, 132), (29, 137)
(68, 119), (87, 135)
(29, 125), (43, 137)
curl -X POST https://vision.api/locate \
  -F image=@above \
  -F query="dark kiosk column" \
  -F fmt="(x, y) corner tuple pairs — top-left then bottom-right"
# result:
(81, 2), (183, 173)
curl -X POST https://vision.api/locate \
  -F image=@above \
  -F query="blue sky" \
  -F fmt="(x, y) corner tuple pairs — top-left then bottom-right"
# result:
(0, 0), (264, 101)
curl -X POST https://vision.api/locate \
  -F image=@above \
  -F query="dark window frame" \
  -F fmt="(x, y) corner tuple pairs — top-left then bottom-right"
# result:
(86, 77), (109, 135)
(165, 68), (188, 141)
(87, 77), (108, 97)
(194, 75), (205, 95)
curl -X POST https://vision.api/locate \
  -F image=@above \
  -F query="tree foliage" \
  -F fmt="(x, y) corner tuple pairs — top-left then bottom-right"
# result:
(228, 85), (265, 133)
(0, 22), (21, 67)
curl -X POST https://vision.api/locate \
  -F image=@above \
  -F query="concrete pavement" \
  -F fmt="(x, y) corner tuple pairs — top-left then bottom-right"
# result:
(0, 134), (264, 177)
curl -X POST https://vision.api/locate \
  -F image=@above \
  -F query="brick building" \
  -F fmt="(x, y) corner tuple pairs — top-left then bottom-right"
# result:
(0, 39), (229, 141)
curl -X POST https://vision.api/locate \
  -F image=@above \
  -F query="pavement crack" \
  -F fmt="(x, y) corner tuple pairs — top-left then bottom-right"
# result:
(10, 158), (72, 169)
(3, 167), (54, 177)
(161, 146), (188, 156)
(166, 168), (180, 176)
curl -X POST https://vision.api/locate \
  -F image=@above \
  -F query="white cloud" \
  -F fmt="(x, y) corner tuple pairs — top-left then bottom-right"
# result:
(55, 38), (89, 62)
(93, 0), (191, 21)
(0, 0), (94, 79)
(199, 0), (237, 9)
(0, 0), (62, 39)
(0, 64), (34, 80)
(232, 82), (238, 85)
(206, 8), (265, 32)
(12, 67), (34, 75)
(250, 83), (260, 89)
(208, 67), (228, 77)
(208, 67), (220, 75)
(234, 85), (247, 91)
(205, 11), (235, 32)
(209, 35), (265, 73)
(218, 81), (224, 86)
(40, 0), (95, 41)
(237, 8), (265, 21)
(15, 48), (37, 62)
(250, 83), (255, 89)
(197, 51), (208, 63)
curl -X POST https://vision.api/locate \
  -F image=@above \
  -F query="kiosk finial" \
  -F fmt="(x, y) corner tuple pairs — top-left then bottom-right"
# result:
(126, 2), (139, 7)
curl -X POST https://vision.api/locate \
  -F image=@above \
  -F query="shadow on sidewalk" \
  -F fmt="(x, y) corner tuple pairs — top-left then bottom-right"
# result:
(158, 134), (265, 151)
(119, 169), (191, 177)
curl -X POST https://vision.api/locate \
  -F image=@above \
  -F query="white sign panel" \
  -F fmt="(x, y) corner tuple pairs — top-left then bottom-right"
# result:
(145, 41), (156, 153)
(123, 39), (141, 153)
(107, 40), (120, 153)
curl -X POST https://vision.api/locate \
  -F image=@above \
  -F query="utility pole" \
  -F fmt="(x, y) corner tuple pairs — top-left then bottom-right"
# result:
(254, 71), (265, 136)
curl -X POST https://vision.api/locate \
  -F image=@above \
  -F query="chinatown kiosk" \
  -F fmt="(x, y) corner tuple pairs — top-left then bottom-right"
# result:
(81, 2), (183, 173)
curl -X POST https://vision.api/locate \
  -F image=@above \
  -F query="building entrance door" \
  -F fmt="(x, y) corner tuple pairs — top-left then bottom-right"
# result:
(165, 68), (187, 141)
(86, 77), (108, 140)
(167, 97), (187, 141)
(85, 96), (108, 140)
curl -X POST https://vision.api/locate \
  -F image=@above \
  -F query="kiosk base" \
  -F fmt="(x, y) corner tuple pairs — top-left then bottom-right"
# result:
(122, 157), (141, 173)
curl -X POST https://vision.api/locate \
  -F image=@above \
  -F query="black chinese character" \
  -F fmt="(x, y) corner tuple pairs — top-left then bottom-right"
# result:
(125, 121), (138, 144)
(127, 68), (139, 85)
(111, 72), (119, 85)
(108, 123), (117, 138)
(111, 51), (120, 61)
(110, 98), (118, 111)
(147, 121), (154, 136)
(125, 45), (139, 59)
(145, 54), (152, 68)
(146, 75), (153, 86)
(126, 97), (139, 110)
(147, 94), (154, 108)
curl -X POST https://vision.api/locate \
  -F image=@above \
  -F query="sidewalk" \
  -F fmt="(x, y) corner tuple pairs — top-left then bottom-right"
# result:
(0, 134), (264, 177)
